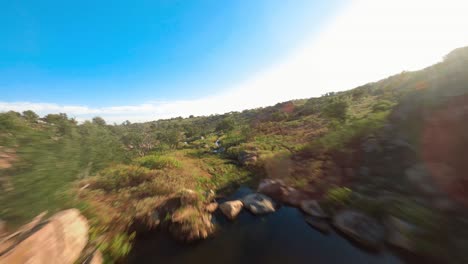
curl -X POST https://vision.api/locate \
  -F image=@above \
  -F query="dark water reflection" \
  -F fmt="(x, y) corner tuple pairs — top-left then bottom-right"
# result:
(128, 188), (403, 264)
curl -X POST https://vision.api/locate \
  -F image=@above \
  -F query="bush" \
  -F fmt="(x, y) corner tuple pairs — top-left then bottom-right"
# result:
(323, 99), (349, 120)
(323, 187), (353, 212)
(91, 165), (153, 191)
(134, 155), (181, 170)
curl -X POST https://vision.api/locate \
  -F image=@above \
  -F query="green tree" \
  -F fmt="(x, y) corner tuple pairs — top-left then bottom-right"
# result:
(22, 110), (39, 123)
(323, 99), (349, 121)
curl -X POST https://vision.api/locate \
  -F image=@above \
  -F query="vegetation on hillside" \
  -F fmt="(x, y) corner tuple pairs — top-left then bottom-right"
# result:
(1, 46), (468, 262)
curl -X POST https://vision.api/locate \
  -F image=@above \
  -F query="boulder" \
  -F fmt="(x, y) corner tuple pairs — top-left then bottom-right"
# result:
(0, 209), (89, 264)
(258, 179), (287, 200)
(300, 200), (328, 218)
(205, 202), (218, 213)
(87, 250), (103, 264)
(257, 179), (304, 206)
(405, 163), (441, 195)
(304, 216), (330, 234)
(170, 206), (215, 241)
(242, 193), (275, 215)
(219, 200), (243, 220)
(333, 210), (385, 249)
(238, 151), (258, 166)
(384, 216), (418, 252)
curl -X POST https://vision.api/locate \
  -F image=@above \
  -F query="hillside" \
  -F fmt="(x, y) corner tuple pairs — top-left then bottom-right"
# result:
(1, 46), (468, 262)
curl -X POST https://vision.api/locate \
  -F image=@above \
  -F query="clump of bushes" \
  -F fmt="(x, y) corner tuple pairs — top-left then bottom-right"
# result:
(90, 165), (154, 192)
(322, 186), (353, 213)
(134, 155), (181, 169)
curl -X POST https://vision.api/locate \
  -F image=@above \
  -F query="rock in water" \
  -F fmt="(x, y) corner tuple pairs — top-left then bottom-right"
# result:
(205, 202), (218, 213)
(384, 216), (419, 252)
(300, 200), (328, 218)
(333, 210), (385, 249)
(304, 216), (330, 233)
(242, 193), (276, 215)
(219, 200), (243, 220)
(0, 209), (89, 264)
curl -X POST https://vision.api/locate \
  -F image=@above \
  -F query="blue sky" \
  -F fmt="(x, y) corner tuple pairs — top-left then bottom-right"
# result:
(0, 0), (342, 107)
(1, 0), (468, 123)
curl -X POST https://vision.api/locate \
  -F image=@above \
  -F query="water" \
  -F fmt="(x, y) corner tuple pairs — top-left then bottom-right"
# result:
(128, 188), (404, 264)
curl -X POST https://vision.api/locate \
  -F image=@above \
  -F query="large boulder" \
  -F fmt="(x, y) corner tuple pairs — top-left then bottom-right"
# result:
(170, 206), (215, 241)
(304, 216), (330, 234)
(0, 209), (89, 264)
(219, 200), (243, 220)
(333, 210), (385, 249)
(205, 202), (218, 213)
(242, 193), (276, 215)
(238, 151), (258, 166)
(300, 200), (328, 218)
(257, 179), (304, 206)
(384, 216), (419, 252)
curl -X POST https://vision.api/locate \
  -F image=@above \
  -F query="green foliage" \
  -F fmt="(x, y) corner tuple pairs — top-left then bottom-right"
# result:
(215, 117), (235, 132)
(91, 165), (153, 191)
(133, 155), (181, 170)
(371, 100), (394, 112)
(323, 99), (349, 120)
(323, 187), (353, 212)
(303, 111), (389, 154)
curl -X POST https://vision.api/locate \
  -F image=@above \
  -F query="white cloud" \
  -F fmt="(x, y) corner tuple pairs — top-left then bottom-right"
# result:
(2, 0), (468, 123)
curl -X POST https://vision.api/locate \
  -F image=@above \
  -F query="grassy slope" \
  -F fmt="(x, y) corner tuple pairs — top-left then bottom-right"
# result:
(1, 46), (467, 261)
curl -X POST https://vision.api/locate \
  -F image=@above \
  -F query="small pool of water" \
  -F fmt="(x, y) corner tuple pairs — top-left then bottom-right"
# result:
(128, 187), (404, 264)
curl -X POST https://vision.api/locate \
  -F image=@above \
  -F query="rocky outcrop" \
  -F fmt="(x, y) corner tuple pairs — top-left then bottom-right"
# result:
(238, 150), (258, 166)
(300, 200), (328, 218)
(170, 206), (215, 241)
(0, 209), (89, 264)
(205, 202), (218, 213)
(242, 193), (276, 215)
(333, 210), (385, 249)
(384, 216), (419, 251)
(304, 216), (330, 233)
(257, 179), (305, 206)
(219, 200), (243, 220)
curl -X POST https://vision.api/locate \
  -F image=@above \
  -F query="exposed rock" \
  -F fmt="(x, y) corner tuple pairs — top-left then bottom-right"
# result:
(384, 216), (420, 252)
(257, 179), (304, 206)
(258, 179), (287, 200)
(333, 210), (385, 249)
(300, 200), (328, 218)
(304, 216), (330, 233)
(219, 200), (243, 220)
(238, 150), (258, 166)
(0, 209), (89, 264)
(205, 202), (218, 213)
(170, 206), (215, 241)
(405, 163), (441, 195)
(242, 193), (276, 215)
(87, 250), (103, 264)
(432, 197), (457, 212)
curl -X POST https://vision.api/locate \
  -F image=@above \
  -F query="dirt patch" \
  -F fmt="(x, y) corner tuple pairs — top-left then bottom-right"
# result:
(0, 147), (17, 170)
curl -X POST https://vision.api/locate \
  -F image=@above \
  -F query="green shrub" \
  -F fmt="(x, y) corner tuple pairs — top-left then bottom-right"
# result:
(134, 155), (181, 170)
(91, 165), (153, 191)
(323, 187), (353, 212)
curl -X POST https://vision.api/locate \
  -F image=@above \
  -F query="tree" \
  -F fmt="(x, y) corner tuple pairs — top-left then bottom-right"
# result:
(323, 99), (349, 121)
(22, 110), (39, 123)
(216, 117), (235, 132)
(92, 116), (106, 126)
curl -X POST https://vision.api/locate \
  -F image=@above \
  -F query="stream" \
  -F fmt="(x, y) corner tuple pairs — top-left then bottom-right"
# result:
(128, 187), (405, 264)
